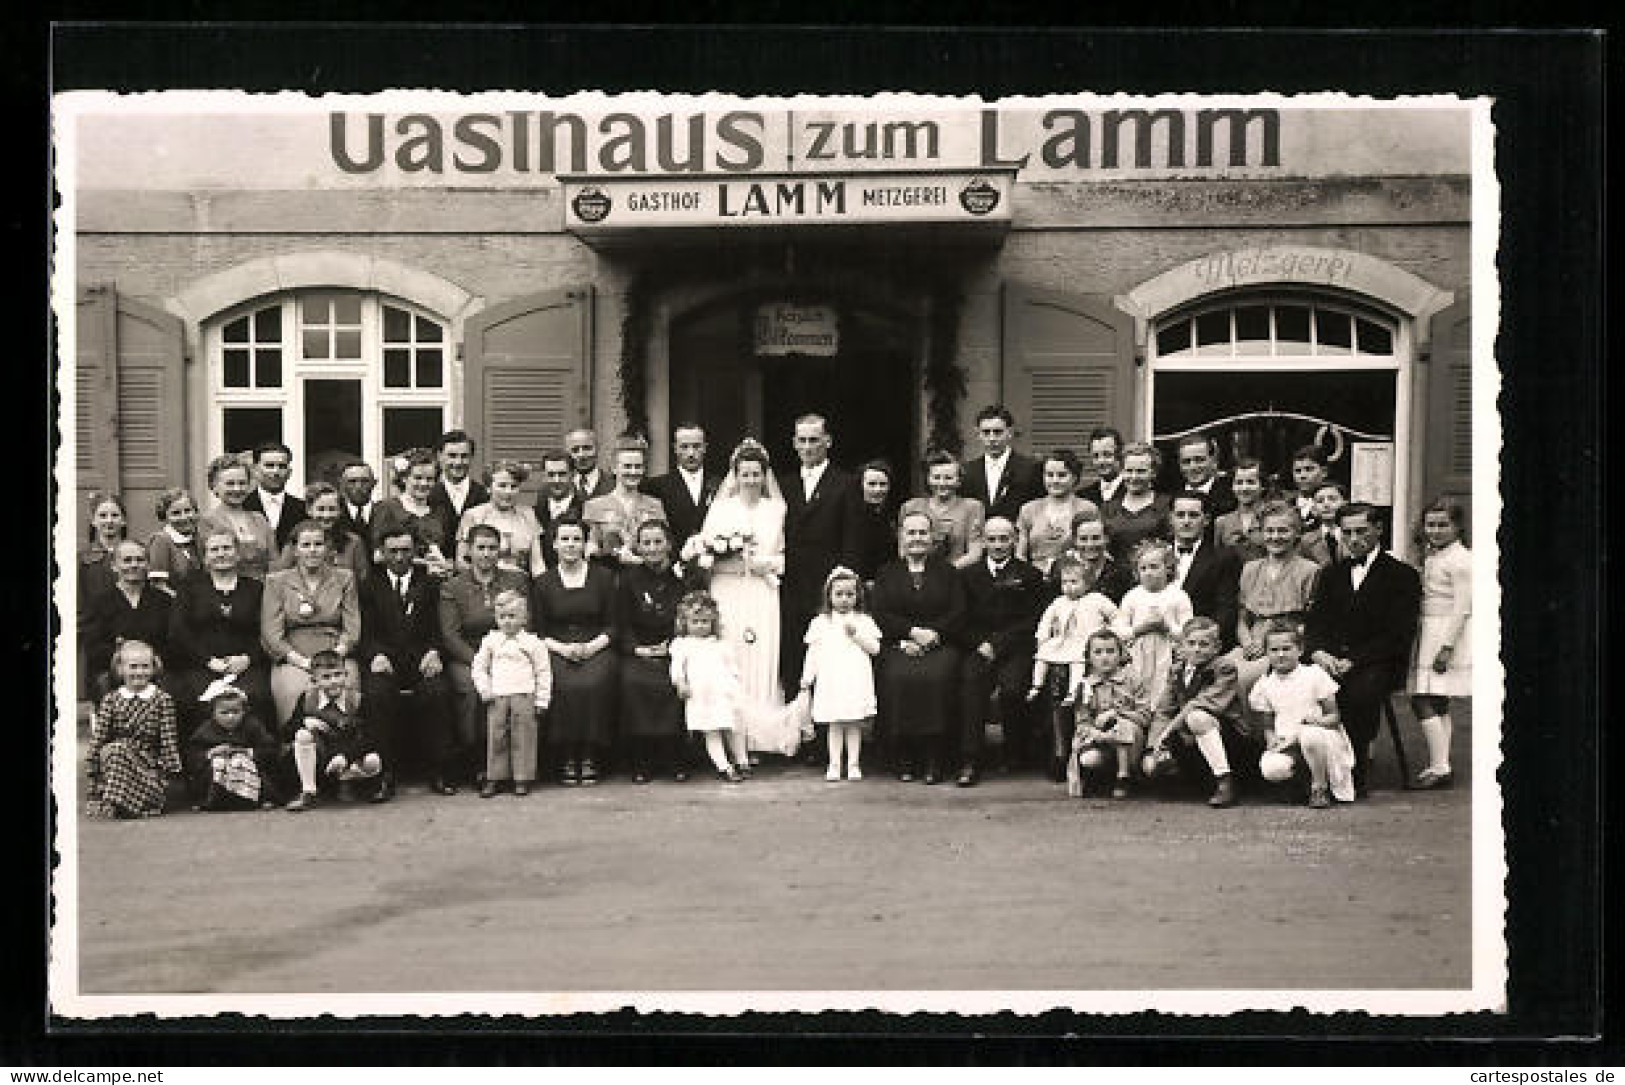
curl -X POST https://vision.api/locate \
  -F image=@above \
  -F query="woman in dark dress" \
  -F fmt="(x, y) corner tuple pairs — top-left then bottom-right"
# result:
(533, 518), (618, 785)
(613, 519), (687, 783)
(852, 458), (900, 585)
(871, 510), (967, 784)
(165, 527), (271, 736)
(82, 539), (174, 700)
(78, 492), (128, 699)
(1102, 441), (1172, 565)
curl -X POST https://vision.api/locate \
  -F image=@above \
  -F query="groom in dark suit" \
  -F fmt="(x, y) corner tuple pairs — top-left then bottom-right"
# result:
(641, 423), (719, 552)
(1305, 503), (1423, 794)
(961, 405), (1045, 524)
(779, 414), (861, 710)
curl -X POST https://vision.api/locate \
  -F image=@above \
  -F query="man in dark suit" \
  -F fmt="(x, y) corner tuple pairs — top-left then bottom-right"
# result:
(533, 448), (585, 568)
(956, 516), (1047, 785)
(337, 459), (379, 543)
(960, 404), (1045, 524)
(641, 422), (719, 552)
(1168, 491), (1242, 651)
(1175, 434), (1238, 516)
(1077, 426), (1126, 508)
(1305, 502), (1423, 795)
(243, 440), (307, 551)
(779, 413), (861, 710)
(429, 429), (490, 553)
(566, 427), (614, 502)
(359, 523), (452, 798)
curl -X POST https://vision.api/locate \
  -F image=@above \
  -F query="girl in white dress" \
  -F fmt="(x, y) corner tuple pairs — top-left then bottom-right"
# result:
(798, 567), (882, 781)
(1113, 539), (1194, 713)
(1028, 555), (1119, 706)
(1250, 620), (1354, 808)
(669, 591), (747, 782)
(691, 438), (800, 758)
(1407, 496), (1473, 788)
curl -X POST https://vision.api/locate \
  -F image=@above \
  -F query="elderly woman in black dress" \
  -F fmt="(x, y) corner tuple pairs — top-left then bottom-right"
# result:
(533, 517), (618, 785)
(613, 519), (688, 783)
(83, 539), (174, 700)
(872, 510), (967, 784)
(165, 526), (271, 736)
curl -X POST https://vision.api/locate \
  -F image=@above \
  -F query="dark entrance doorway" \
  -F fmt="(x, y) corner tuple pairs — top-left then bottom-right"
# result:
(670, 297), (918, 480)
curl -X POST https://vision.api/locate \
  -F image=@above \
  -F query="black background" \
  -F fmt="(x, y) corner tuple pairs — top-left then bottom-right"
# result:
(14, 12), (1608, 1065)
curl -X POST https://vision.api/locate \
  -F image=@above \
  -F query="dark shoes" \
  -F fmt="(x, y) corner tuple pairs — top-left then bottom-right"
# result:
(479, 781), (498, 799)
(369, 775), (395, 804)
(956, 765), (978, 788)
(432, 776), (458, 796)
(1208, 774), (1238, 808)
(579, 759), (600, 785)
(285, 791), (317, 812)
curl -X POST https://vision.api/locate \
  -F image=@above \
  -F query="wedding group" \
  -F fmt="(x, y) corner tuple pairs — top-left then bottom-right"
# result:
(76, 403), (1471, 818)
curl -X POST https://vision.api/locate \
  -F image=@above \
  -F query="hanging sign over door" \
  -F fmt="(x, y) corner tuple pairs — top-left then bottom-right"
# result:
(754, 303), (840, 356)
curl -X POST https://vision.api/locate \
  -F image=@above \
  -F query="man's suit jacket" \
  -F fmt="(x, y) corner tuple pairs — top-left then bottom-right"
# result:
(1186, 475), (1239, 517)
(358, 567), (443, 675)
(780, 463), (861, 617)
(1078, 476), (1122, 509)
(961, 451), (1045, 526)
(1305, 550), (1423, 686)
(533, 491), (586, 569)
(642, 469), (720, 551)
(338, 503), (377, 548)
(429, 478), (490, 553)
(574, 469), (615, 502)
(1175, 536), (1242, 650)
(1299, 524), (1342, 567)
(958, 556), (1047, 661)
(243, 490), (308, 552)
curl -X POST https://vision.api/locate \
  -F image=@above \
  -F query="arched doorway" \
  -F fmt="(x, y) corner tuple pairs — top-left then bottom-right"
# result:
(669, 292), (919, 477)
(1147, 290), (1411, 540)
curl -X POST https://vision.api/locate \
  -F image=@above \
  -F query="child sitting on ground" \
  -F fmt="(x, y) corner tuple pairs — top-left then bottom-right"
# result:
(1249, 619), (1354, 808)
(284, 650), (384, 811)
(1066, 629), (1151, 799)
(185, 682), (279, 810)
(1142, 617), (1246, 808)
(85, 639), (182, 819)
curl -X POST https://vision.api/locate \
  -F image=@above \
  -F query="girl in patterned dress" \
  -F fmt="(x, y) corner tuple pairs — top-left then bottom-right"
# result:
(85, 640), (181, 819)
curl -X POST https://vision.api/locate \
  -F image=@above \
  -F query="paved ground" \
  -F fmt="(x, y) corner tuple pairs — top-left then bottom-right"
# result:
(70, 707), (1474, 995)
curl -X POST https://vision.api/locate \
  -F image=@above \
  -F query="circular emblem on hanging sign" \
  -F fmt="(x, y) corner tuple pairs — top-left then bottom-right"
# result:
(959, 178), (1000, 216)
(573, 187), (612, 224)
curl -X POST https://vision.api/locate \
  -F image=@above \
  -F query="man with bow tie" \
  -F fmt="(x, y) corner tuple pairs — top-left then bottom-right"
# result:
(1167, 491), (1242, 652)
(956, 516), (1047, 785)
(359, 523), (451, 798)
(1305, 503), (1422, 795)
(960, 405), (1044, 524)
(641, 423), (719, 556)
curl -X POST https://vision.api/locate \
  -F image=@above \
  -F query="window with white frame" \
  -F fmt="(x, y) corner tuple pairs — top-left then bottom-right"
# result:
(209, 290), (451, 488)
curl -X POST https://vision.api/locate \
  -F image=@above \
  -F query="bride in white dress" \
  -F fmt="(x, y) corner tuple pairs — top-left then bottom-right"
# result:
(692, 438), (800, 757)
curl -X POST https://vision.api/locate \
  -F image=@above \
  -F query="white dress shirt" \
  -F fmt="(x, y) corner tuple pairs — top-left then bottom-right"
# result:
(801, 461), (829, 502)
(679, 465), (706, 507)
(982, 449), (1010, 504)
(1173, 538), (1201, 586)
(443, 477), (471, 515)
(1350, 550), (1378, 592)
(257, 488), (286, 529)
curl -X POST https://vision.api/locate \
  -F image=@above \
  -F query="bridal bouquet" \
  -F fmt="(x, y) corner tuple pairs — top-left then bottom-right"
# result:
(680, 529), (779, 589)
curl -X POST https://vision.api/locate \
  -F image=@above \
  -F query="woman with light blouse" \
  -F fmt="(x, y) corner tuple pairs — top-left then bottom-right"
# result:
(582, 438), (667, 568)
(457, 460), (547, 580)
(899, 450), (985, 570)
(1015, 449), (1099, 575)
(261, 518), (361, 723)
(197, 455), (277, 580)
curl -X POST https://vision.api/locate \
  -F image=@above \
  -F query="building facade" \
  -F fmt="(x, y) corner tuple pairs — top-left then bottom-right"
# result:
(65, 96), (1478, 557)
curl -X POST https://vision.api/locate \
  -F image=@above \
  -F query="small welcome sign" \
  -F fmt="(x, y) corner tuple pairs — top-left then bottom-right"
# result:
(754, 303), (839, 356)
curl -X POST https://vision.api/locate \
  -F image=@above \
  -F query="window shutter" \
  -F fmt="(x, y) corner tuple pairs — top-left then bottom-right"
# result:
(463, 287), (593, 497)
(113, 297), (189, 540)
(1425, 297), (1472, 513)
(1000, 284), (1135, 459)
(74, 285), (121, 501)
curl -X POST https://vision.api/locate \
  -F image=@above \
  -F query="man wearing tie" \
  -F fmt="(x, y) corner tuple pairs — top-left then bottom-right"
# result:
(956, 516), (1047, 785)
(359, 524), (452, 799)
(1168, 491), (1242, 652)
(1078, 426), (1126, 508)
(1305, 502), (1422, 795)
(1300, 481), (1349, 567)
(337, 460), (379, 542)
(780, 414), (861, 714)
(960, 405), (1044, 525)
(243, 440), (306, 551)
(641, 423), (718, 553)
(532, 449), (584, 569)
(1175, 434), (1238, 516)
(430, 430), (490, 549)
(566, 427), (614, 502)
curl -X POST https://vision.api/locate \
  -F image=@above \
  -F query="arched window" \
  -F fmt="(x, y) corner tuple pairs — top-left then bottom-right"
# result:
(207, 290), (451, 486)
(1147, 290), (1411, 528)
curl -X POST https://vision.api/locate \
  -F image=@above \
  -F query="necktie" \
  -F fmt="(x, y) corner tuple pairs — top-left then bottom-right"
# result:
(397, 574), (409, 607)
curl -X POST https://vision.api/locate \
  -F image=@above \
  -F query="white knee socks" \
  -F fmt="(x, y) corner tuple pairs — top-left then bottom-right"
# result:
(1419, 713), (1453, 772)
(1193, 728), (1230, 776)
